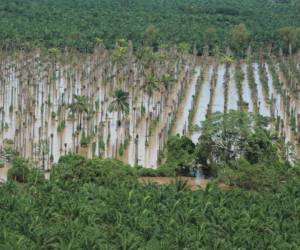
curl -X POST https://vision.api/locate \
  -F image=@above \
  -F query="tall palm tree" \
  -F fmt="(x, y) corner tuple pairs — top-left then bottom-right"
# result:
(109, 89), (129, 126)
(68, 95), (90, 131)
(160, 73), (174, 113)
(141, 73), (159, 113)
(161, 73), (174, 95)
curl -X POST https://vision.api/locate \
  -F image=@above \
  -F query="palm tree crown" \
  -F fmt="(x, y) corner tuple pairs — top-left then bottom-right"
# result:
(69, 95), (90, 115)
(109, 89), (130, 124)
(142, 73), (159, 97)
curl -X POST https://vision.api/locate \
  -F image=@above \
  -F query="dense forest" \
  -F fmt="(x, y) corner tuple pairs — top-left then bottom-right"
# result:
(0, 0), (300, 53)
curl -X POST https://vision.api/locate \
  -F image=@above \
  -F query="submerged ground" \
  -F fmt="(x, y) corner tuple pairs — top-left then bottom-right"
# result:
(1, 50), (299, 171)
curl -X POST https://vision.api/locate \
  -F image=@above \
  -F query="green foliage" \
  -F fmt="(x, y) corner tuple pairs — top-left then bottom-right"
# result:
(7, 157), (30, 183)
(7, 157), (44, 184)
(48, 47), (61, 57)
(244, 129), (280, 164)
(51, 111), (56, 119)
(0, 146), (19, 163)
(57, 120), (66, 132)
(235, 61), (246, 110)
(140, 105), (146, 115)
(195, 111), (286, 174)
(1, 155), (300, 248)
(137, 166), (173, 177)
(80, 132), (92, 147)
(161, 73), (174, 94)
(218, 157), (299, 192)
(69, 95), (90, 115)
(51, 156), (137, 191)
(109, 89), (130, 123)
(203, 27), (218, 50)
(143, 25), (160, 47)
(111, 39), (129, 64)
(141, 74), (160, 98)
(160, 135), (196, 176)
(277, 26), (300, 54)
(230, 23), (250, 55)
(1, 0), (300, 54)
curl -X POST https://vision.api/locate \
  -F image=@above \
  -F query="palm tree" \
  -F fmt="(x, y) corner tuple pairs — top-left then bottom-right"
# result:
(68, 95), (90, 131)
(160, 73), (174, 113)
(161, 73), (174, 95)
(109, 89), (129, 127)
(141, 73), (159, 113)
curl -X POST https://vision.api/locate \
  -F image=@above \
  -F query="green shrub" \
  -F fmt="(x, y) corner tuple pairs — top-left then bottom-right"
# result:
(7, 157), (44, 184)
(80, 132), (92, 147)
(7, 157), (30, 183)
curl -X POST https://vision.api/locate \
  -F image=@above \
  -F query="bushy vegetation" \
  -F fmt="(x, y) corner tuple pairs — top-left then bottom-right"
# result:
(1, 149), (300, 248)
(137, 135), (197, 177)
(196, 111), (284, 168)
(1, 0), (300, 54)
(148, 111), (296, 189)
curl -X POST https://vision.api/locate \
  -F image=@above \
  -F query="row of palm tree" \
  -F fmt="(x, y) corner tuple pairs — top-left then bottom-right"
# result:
(1, 47), (300, 168)
(0, 43), (192, 168)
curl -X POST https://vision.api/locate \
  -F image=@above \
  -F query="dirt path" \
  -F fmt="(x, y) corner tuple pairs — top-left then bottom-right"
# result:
(138, 176), (229, 191)
(0, 165), (9, 183)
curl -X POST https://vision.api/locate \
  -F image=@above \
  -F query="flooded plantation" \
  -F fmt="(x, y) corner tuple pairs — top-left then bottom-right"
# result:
(1, 49), (300, 171)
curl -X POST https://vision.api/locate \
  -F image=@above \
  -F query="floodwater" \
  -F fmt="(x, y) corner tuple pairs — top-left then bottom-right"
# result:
(0, 53), (299, 175)
(0, 52), (192, 169)
(228, 65), (238, 111)
(253, 63), (270, 116)
(276, 59), (297, 143)
(191, 65), (213, 143)
(173, 66), (201, 135)
(121, 63), (193, 167)
(242, 64), (254, 112)
(212, 64), (226, 113)
(265, 64), (282, 119)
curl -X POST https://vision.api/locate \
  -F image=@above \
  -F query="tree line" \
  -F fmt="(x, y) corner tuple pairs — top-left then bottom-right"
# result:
(0, 0), (300, 55)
